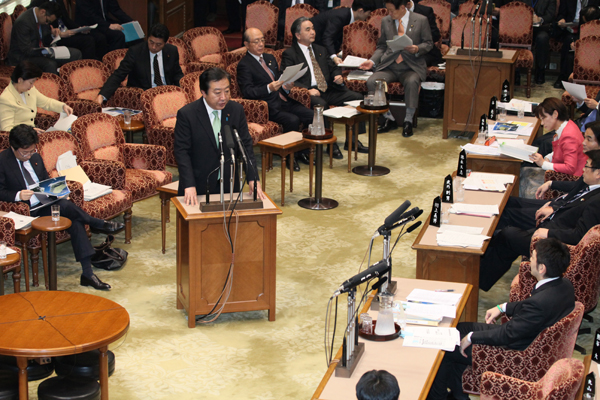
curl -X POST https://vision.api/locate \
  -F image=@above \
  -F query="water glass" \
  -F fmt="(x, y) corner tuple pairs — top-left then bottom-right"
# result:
(498, 107), (507, 121)
(123, 109), (132, 125)
(0, 241), (6, 260)
(456, 186), (465, 202)
(360, 313), (373, 334)
(476, 130), (486, 144)
(51, 204), (60, 222)
(442, 208), (450, 224)
(517, 103), (525, 119)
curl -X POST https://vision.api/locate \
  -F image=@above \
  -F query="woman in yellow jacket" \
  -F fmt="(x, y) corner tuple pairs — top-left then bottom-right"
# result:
(0, 61), (73, 133)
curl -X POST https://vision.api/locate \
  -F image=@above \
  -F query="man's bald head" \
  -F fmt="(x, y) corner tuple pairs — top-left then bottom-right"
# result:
(243, 28), (266, 56)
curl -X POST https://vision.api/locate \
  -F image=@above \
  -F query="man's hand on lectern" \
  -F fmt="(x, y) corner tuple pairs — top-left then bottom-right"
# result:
(184, 187), (198, 206)
(249, 181), (266, 200)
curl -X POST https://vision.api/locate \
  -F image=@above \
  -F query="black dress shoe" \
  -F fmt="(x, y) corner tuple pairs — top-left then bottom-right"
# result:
(344, 140), (369, 153)
(296, 153), (311, 165)
(378, 119), (398, 133)
(402, 121), (414, 137)
(553, 78), (564, 89)
(329, 143), (343, 159)
(222, 28), (239, 34)
(96, 220), (125, 234)
(535, 72), (545, 85)
(80, 274), (111, 290)
(287, 157), (300, 171)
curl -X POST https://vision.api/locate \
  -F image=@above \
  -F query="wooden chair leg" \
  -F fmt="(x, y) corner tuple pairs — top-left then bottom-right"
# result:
(526, 68), (532, 98)
(21, 243), (29, 291)
(12, 267), (20, 293)
(124, 209), (132, 244)
(41, 236), (48, 290)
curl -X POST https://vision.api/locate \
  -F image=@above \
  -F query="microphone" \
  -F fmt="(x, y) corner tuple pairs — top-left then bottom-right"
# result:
(204, 165), (221, 204)
(371, 276), (388, 292)
(232, 127), (249, 165)
(223, 125), (236, 165)
(472, 1), (481, 22)
(400, 207), (421, 220)
(333, 260), (389, 297)
(380, 201), (411, 231)
(406, 221), (422, 234)
(461, 0), (479, 49)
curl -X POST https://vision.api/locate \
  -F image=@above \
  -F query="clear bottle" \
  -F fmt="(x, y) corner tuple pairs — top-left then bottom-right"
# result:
(375, 292), (396, 335)
(373, 79), (386, 107)
(312, 105), (325, 136)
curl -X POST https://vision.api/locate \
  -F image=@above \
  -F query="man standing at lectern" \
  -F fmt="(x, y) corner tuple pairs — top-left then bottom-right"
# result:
(173, 67), (265, 206)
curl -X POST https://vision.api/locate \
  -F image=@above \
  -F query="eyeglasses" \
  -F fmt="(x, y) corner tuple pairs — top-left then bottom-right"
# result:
(248, 38), (266, 44)
(17, 147), (37, 157)
(584, 165), (598, 170)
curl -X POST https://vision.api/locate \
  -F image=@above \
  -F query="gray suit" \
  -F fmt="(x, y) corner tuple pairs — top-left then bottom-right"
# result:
(367, 12), (432, 109)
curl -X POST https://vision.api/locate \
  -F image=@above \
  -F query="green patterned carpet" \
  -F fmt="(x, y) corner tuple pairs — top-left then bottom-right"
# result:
(3, 81), (592, 400)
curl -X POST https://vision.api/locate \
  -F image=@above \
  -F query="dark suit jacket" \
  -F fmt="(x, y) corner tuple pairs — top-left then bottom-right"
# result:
(281, 41), (343, 91)
(0, 150), (49, 208)
(173, 99), (258, 196)
(98, 42), (184, 100)
(8, 8), (53, 65)
(471, 277), (575, 350)
(75, 0), (132, 32)
(556, 0), (577, 22)
(237, 52), (286, 112)
(311, 7), (351, 56)
(412, 3), (443, 63)
(29, 0), (78, 30)
(578, 91), (600, 118)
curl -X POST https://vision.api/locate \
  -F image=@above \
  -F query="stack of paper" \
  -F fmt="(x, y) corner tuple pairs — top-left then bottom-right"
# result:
(46, 113), (77, 132)
(338, 55), (368, 67)
(450, 203), (499, 217)
(323, 106), (359, 118)
(279, 63), (308, 84)
(2, 212), (38, 230)
(394, 301), (458, 326)
(102, 107), (142, 117)
(461, 143), (501, 156)
(402, 327), (461, 351)
(437, 224), (484, 235)
(407, 289), (463, 306)
(56, 151), (113, 201)
(462, 172), (514, 191)
(437, 231), (491, 247)
(562, 81), (587, 102)
(498, 99), (534, 113)
(346, 70), (373, 81)
(499, 142), (538, 161)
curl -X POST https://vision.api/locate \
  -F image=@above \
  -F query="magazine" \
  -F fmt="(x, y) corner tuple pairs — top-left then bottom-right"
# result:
(30, 176), (70, 198)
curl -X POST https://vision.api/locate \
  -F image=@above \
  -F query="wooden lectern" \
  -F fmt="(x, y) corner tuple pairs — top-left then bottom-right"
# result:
(173, 193), (282, 328)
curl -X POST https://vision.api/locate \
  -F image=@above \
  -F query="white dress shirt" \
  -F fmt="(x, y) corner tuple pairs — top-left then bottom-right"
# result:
(297, 42), (318, 88)
(16, 158), (41, 206)
(150, 50), (166, 88)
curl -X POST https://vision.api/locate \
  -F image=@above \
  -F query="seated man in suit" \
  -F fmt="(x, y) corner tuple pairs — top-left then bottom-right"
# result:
(237, 28), (314, 172)
(0, 125), (124, 290)
(479, 149), (600, 291)
(427, 238), (575, 400)
(311, 0), (377, 64)
(174, 67), (265, 206)
(359, 0), (433, 138)
(95, 24), (184, 105)
(7, 2), (82, 75)
(575, 89), (600, 131)
(282, 17), (365, 160)
(356, 370), (400, 400)
(75, 0), (132, 56)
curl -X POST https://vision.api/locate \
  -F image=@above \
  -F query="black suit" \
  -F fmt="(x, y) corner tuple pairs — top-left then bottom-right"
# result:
(75, 0), (132, 53)
(281, 41), (363, 109)
(173, 99), (258, 196)
(311, 7), (352, 57)
(0, 150), (105, 270)
(479, 184), (600, 291)
(7, 8), (82, 74)
(576, 91), (600, 126)
(427, 277), (575, 400)
(98, 42), (184, 101)
(237, 52), (313, 133)
(412, 3), (443, 67)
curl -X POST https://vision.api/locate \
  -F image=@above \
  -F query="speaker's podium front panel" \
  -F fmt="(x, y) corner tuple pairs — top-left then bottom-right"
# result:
(173, 194), (282, 328)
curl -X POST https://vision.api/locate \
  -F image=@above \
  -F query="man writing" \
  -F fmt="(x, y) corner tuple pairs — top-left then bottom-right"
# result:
(428, 238), (575, 400)
(173, 67), (265, 206)
(96, 24), (184, 104)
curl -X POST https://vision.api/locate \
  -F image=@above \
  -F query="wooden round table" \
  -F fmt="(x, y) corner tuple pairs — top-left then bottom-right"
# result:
(299, 135), (339, 210)
(0, 252), (20, 295)
(119, 119), (145, 143)
(352, 106), (390, 177)
(0, 291), (130, 400)
(31, 216), (71, 291)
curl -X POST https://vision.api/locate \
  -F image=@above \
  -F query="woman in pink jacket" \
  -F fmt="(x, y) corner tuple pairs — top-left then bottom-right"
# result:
(529, 97), (587, 176)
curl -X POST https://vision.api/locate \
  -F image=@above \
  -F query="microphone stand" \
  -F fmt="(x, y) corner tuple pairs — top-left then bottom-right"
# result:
(478, 13), (483, 51)
(229, 160), (235, 205)
(238, 158), (244, 202)
(485, 14), (491, 52)
(335, 287), (365, 378)
(470, 13), (476, 51)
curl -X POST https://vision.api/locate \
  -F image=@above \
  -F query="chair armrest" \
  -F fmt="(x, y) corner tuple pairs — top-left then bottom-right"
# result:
(231, 99), (270, 124)
(0, 216), (16, 246)
(66, 181), (84, 208)
(123, 143), (167, 171)
(66, 99), (102, 117)
(0, 201), (31, 216)
(480, 371), (541, 400)
(289, 87), (312, 109)
(80, 160), (126, 190)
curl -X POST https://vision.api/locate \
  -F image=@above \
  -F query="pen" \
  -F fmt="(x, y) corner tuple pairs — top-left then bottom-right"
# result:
(408, 300), (435, 305)
(434, 289), (454, 292)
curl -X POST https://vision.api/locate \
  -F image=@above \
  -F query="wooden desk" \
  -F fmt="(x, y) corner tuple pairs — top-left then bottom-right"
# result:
(443, 48), (518, 138)
(313, 278), (472, 400)
(412, 176), (514, 321)
(467, 116), (543, 196)
(157, 181), (179, 254)
(0, 291), (129, 400)
(173, 193), (282, 327)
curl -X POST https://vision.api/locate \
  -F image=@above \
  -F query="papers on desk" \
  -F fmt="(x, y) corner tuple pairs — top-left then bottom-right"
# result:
(450, 203), (499, 217)
(462, 172), (514, 192)
(46, 113), (77, 132)
(102, 107), (142, 117)
(56, 151), (112, 201)
(402, 327), (461, 351)
(487, 121), (534, 137)
(397, 301), (457, 320)
(338, 55), (368, 67)
(346, 70), (373, 81)
(2, 212), (38, 230)
(437, 231), (491, 247)
(562, 81), (587, 102)
(498, 99), (535, 113)
(323, 106), (360, 118)
(279, 63), (308, 84)
(499, 142), (538, 162)
(437, 225), (483, 235)
(344, 100), (363, 107)
(407, 288), (463, 306)
(387, 34), (413, 52)
(461, 143), (501, 156)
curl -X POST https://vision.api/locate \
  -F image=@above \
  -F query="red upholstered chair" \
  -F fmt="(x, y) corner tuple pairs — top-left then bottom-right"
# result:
(71, 113), (172, 201)
(562, 36), (600, 109)
(458, 0), (475, 15)
(284, 4), (319, 47)
(461, 302), (585, 395)
(245, 0), (279, 47)
(480, 358), (585, 400)
(580, 20), (600, 39)
(541, 170), (581, 200)
(222, 47), (248, 67)
(0, 216), (21, 293)
(425, 16), (448, 81)
(183, 27), (228, 67)
(10, 4), (26, 22)
(102, 49), (128, 85)
(420, 0), (451, 43)
(450, 13), (491, 49)
(139, 86), (188, 166)
(37, 130), (133, 243)
(0, 13), (14, 85)
(366, 8), (389, 38)
(166, 37), (192, 74)
(499, 2), (534, 98)
(341, 21), (378, 93)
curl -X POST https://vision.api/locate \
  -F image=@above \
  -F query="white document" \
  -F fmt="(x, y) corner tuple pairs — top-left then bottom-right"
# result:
(499, 142), (538, 161)
(498, 99), (534, 113)
(338, 55), (368, 67)
(406, 289), (463, 306)
(47, 113), (77, 132)
(437, 231), (491, 248)
(387, 34), (413, 52)
(50, 36), (61, 45)
(2, 212), (38, 230)
(400, 301), (457, 320)
(56, 150), (78, 171)
(437, 225), (484, 235)
(323, 106), (360, 118)
(56, 151), (113, 201)
(463, 172), (514, 192)
(402, 327), (461, 351)
(49, 46), (71, 59)
(346, 70), (373, 81)
(461, 143), (501, 156)
(71, 24), (97, 33)
(450, 203), (499, 217)
(83, 181), (113, 201)
(343, 100), (363, 107)
(562, 81), (588, 102)
(279, 63), (305, 84)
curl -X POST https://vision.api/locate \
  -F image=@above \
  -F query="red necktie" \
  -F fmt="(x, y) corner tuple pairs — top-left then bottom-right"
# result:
(37, 23), (43, 48)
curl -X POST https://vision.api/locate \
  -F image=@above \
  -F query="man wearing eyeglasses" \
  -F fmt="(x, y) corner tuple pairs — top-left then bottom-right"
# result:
(478, 149), (600, 291)
(0, 125), (125, 290)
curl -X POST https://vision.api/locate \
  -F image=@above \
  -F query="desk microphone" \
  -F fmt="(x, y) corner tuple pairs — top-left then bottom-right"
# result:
(461, 0), (480, 49)
(233, 126), (258, 201)
(377, 201), (411, 233)
(223, 125), (236, 165)
(333, 260), (389, 297)
(232, 127), (249, 166)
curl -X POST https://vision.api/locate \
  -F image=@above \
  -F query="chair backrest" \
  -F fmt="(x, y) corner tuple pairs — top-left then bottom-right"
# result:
(366, 8), (389, 38)
(34, 73), (69, 115)
(167, 37), (190, 74)
(71, 113), (125, 163)
(580, 20), (600, 39)
(421, 0), (451, 41)
(180, 71), (202, 103)
(222, 47), (248, 67)
(38, 130), (84, 178)
(11, 4), (26, 22)
(0, 131), (9, 150)
(341, 21), (379, 59)
(226, 61), (242, 99)
(140, 85), (188, 129)
(245, 0), (279, 47)
(498, 2), (534, 47)
(450, 13), (490, 48)
(284, 4), (319, 47)
(183, 27), (228, 65)
(573, 35), (600, 84)
(458, 0), (475, 15)
(564, 225), (600, 312)
(59, 59), (110, 100)
(102, 48), (129, 86)
(0, 12), (12, 62)
(542, 171), (581, 200)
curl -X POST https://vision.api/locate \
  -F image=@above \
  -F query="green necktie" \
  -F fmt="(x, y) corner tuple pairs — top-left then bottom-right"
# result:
(212, 110), (221, 147)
